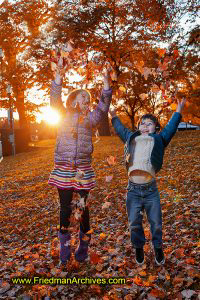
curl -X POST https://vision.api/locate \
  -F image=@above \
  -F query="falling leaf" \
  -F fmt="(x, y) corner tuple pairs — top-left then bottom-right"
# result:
(143, 67), (152, 80)
(151, 84), (160, 93)
(105, 175), (113, 182)
(119, 86), (126, 92)
(78, 197), (85, 208)
(173, 49), (179, 59)
(75, 210), (81, 220)
(102, 202), (112, 209)
(157, 48), (166, 57)
(139, 93), (148, 100)
(64, 240), (70, 247)
(125, 154), (130, 163)
(75, 169), (85, 180)
(107, 156), (116, 166)
(170, 103), (177, 110)
(62, 42), (74, 53)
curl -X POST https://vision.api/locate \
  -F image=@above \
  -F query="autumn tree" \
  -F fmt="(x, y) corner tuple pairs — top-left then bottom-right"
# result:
(51, 0), (194, 133)
(0, 0), (51, 128)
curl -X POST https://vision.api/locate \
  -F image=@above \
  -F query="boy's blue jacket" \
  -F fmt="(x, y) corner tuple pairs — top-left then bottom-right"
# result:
(111, 112), (182, 174)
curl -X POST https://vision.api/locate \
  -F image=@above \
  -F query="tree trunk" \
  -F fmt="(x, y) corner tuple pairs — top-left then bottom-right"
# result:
(15, 90), (27, 129)
(98, 113), (111, 136)
(15, 90), (30, 151)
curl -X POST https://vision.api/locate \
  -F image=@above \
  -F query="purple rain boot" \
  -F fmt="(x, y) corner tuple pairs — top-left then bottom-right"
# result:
(58, 231), (71, 264)
(75, 231), (91, 262)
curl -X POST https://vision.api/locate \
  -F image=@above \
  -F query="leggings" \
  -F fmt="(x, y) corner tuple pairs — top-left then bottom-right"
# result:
(57, 189), (90, 234)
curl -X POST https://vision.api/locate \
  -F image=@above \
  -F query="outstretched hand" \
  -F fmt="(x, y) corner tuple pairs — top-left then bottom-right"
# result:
(176, 96), (187, 113)
(103, 65), (112, 90)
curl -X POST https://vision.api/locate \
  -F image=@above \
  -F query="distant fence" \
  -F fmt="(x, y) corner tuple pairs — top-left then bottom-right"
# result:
(0, 128), (30, 156)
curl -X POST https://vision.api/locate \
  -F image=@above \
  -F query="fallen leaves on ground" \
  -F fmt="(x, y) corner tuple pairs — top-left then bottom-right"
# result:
(0, 132), (199, 299)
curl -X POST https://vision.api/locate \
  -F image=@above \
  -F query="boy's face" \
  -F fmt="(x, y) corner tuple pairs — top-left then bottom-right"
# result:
(139, 118), (156, 135)
(75, 91), (90, 112)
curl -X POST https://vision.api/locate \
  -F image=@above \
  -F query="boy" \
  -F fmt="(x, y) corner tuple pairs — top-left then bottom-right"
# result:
(109, 98), (186, 265)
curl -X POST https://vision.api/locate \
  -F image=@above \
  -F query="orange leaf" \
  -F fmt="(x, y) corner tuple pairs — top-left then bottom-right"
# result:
(86, 229), (94, 234)
(170, 103), (177, 110)
(157, 48), (166, 57)
(99, 233), (106, 240)
(119, 86), (126, 93)
(107, 156), (116, 166)
(90, 251), (102, 264)
(185, 258), (195, 264)
(148, 275), (157, 282)
(173, 50), (179, 59)
(32, 253), (39, 259)
(139, 270), (147, 276)
(133, 276), (143, 286)
(150, 288), (165, 299)
(166, 274), (170, 280)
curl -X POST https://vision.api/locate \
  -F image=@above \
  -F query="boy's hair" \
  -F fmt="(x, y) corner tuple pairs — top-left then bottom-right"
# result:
(137, 113), (161, 132)
(66, 89), (91, 109)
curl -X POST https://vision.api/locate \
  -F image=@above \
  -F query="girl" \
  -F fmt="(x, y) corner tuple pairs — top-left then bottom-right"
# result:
(49, 57), (112, 265)
(109, 98), (186, 266)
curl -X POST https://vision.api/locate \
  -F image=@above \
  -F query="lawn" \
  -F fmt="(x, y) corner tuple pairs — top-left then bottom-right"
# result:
(0, 131), (199, 299)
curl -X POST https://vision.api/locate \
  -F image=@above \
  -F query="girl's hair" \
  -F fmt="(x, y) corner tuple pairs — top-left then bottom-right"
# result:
(137, 113), (161, 132)
(66, 89), (91, 110)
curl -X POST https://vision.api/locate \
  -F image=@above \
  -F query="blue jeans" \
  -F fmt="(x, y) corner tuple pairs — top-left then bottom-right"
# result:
(126, 179), (162, 248)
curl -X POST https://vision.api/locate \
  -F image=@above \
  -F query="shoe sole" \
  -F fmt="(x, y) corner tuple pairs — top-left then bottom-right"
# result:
(136, 259), (145, 266)
(155, 258), (165, 266)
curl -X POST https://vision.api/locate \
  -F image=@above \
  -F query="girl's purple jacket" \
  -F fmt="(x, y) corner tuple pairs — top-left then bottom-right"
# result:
(50, 80), (112, 165)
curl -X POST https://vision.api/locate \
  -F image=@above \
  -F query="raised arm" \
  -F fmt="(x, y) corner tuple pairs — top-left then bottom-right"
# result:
(159, 97), (186, 147)
(50, 57), (65, 113)
(90, 69), (112, 127)
(109, 109), (133, 143)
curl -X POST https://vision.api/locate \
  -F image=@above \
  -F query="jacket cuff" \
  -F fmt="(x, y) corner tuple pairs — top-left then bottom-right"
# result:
(102, 88), (112, 95)
(111, 116), (118, 123)
(52, 80), (62, 87)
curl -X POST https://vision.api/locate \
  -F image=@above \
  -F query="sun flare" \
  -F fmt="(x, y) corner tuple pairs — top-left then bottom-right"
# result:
(37, 107), (60, 125)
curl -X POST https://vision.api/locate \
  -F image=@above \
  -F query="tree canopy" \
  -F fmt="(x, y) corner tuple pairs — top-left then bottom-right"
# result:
(0, 0), (199, 130)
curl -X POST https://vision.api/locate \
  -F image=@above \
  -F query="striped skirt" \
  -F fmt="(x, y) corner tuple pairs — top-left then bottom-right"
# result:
(48, 161), (96, 191)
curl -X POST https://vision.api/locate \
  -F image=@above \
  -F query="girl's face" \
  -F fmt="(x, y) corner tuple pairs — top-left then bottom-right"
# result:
(75, 91), (90, 112)
(139, 118), (156, 135)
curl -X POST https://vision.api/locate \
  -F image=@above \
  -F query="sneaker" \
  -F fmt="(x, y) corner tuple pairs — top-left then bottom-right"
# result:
(154, 248), (165, 265)
(135, 248), (144, 265)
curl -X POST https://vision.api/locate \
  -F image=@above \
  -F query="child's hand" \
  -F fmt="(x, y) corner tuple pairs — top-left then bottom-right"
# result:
(109, 108), (117, 118)
(103, 64), (112, 90)
(176, 96), (187, 113)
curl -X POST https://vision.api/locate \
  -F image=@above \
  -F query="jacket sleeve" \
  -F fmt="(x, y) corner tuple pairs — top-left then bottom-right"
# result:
(111, 116), (132, 143)
(89, 88), (112, 127)
(159, 112), (182, 147)
(50, 80), (65, 114)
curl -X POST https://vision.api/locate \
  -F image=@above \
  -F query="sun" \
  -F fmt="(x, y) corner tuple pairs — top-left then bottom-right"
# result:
(37, 107), (60, 125)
